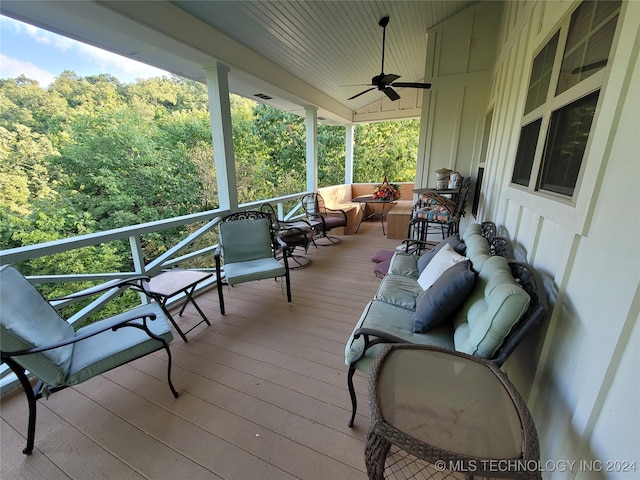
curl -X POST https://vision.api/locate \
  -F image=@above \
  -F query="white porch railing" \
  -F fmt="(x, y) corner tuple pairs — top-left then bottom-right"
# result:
(0, 193), (309, 392)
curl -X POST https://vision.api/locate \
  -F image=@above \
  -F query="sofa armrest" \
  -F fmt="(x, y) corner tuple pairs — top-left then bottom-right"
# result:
(348, 327), (407, 365)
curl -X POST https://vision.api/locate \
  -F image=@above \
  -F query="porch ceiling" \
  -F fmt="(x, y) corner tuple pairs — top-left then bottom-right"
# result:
(1, 0), (475, 125)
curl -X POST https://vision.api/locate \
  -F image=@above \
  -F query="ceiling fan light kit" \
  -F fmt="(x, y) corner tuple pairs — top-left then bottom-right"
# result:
(348, 16), (431, 102)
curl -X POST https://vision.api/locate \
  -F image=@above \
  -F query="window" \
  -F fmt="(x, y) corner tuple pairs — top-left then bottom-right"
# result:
(524, 33), (558, 115)
(511, 0), (621, 199)
(512, 119), (542, 186)
(538, 91), (599, 195)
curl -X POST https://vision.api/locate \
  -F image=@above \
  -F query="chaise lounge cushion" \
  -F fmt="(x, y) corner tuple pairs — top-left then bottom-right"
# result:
(0, 265), (75, 387)
(413, 260), (476, 333)
(0, 264), (175, 389)
(67, 302), (173, 386)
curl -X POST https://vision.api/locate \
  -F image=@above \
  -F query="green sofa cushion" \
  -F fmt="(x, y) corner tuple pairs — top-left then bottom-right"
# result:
(462, 222), (483, 241)
(463, 234), (492, 272)
(374, 274), (424, 310)
(387, 252), (419, 278)
(345, 300), (454, 369)
(453, 255), (530, 358)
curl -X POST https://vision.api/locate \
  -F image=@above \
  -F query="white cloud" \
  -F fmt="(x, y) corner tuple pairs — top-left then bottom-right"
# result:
(76, 43), (168, 81)
(0, 54), (56, 86)
(2, 15), (169, 84)
(8, 18), (74, 51)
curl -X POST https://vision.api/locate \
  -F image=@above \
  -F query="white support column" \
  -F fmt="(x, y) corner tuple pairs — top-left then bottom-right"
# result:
(204, 62), (237, 212)
(345, 124), (355, 184)
(305, 106), (318, 192)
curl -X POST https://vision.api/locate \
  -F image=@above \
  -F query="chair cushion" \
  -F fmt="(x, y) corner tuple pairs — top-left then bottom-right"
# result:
(417, 244), (468, 290)
(67, 302), (173, 386)
(220, 217), (273, 264)
(414, 206), (453, 221)
(224, 258), (286, 285)
(322, 215), (347, 229)
(0, 265), (74, 387)
(277, 221), (312, 237)
(279, 230), (312, 247)
(414, 260), (476, 333)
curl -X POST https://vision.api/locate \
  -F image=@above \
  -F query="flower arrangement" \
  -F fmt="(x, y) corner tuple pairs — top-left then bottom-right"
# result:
(372, 176), (401, 201)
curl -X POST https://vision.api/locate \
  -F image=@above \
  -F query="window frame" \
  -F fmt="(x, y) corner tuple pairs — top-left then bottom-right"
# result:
(513, 1), (619, 202)
(505, 0), (629, 234)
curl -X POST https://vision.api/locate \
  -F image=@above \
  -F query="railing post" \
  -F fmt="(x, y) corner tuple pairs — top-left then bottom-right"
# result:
(305, 106), (318, 192)
(129, 234), (148, 304)
(345, 124), (354, 184)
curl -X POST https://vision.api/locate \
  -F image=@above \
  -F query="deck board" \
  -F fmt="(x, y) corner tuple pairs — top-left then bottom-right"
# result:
(1, 221), (401, 480)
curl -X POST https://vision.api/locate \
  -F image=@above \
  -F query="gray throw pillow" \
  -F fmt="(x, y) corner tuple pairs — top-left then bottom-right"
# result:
(417, 234), (466, 274)
(413, 260), (476, 333)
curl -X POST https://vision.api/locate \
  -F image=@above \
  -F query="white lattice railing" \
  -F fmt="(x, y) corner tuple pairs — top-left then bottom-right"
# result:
(0, 193), (309, 392)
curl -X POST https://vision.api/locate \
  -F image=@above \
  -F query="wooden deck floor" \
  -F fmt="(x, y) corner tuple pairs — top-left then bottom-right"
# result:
(1, 221), (402, 480)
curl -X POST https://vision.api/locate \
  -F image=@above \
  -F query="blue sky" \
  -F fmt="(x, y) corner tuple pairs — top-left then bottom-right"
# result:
(0, 15), (169, 86)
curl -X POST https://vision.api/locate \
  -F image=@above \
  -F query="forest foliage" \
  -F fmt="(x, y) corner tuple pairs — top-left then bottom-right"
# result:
(1, 72), (420, 291)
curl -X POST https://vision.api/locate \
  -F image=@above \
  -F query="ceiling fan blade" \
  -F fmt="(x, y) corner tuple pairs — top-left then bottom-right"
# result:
(379, 73), (401, 85)
(348, 87), (376, 100)
(382, 87), (400, 101)
(390, 82), (432, 89)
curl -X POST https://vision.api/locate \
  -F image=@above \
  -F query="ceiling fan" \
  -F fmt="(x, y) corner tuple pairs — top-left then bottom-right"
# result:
(348, 16), (431, 102)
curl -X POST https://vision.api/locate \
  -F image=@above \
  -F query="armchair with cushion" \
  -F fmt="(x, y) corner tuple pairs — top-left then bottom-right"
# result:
(0, 264), (179, 455)
(301, 193), (348, 245)
(260, 202), (315, 269)
(214, 210), (292, 315)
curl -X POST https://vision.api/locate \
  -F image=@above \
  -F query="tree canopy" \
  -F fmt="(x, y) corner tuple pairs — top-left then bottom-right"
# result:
(1, 72), (420, 282)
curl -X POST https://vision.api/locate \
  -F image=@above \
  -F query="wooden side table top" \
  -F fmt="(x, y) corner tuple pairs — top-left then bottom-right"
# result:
(142, 269), (212, 298)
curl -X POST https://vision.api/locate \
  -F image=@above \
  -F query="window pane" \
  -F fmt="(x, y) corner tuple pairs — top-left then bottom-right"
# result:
(524, 34), (559, 114)
(556, 1), (620, 95)
(538, 91), (600, 196)
(511, 119), (542, 186)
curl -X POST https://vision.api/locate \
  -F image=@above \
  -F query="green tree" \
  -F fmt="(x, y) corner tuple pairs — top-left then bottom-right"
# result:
(353, 119), (419, 183)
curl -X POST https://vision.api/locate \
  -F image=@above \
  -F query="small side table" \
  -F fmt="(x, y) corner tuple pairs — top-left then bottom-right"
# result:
(351, 195), (396, 235)
(365, 344), (540, 480)
(140, 269), (213, 342)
